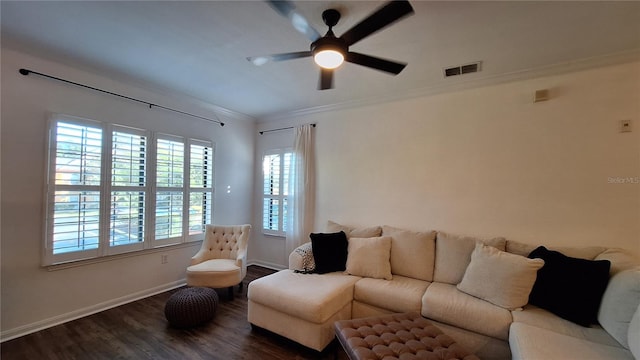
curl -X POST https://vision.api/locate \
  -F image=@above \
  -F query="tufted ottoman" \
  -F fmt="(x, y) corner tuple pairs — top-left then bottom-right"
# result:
(164, 287), (219, 328)
(334, 312), (480, 360)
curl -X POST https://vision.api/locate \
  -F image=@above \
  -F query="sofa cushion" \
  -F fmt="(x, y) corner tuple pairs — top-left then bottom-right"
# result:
(506, 240), (606, 259)
(247, 269), (360, 324)
(422, 282), (513, 340)
(354, 275), (430, 314)
(345, 236), (392, 280)
(326, 220), (382, 239)
(528, 246), (611, 326)
(597, 267), (640, 349)
(512, 305), (621, 348)
(310, 231), (348, 274)
(382, 225), (436, 281)
(509, 322), (633, 360)
(457, 243), (544, 310)
(629, 303), (640, 359)
(434, 232), (506, 285)
(429, 319), (513, 360)
(595, 248), (639, 275)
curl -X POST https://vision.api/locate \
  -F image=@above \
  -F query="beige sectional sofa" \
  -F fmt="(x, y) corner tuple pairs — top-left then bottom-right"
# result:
(247, 221), (639, 359)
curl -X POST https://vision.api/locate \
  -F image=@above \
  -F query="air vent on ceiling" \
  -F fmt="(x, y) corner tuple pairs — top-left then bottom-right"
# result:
(443, 61), (482, 78)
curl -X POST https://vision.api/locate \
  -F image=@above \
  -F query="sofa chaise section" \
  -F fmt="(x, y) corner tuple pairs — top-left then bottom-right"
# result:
(247, 269), (360, 351)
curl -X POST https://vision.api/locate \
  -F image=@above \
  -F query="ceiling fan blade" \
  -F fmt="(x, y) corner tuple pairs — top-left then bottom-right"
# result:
(340, 0), (414, 47)
(346, 52), (407, 74)
(266, 0), (322, 42)
(319, 68), (333, 90)
(247, 51), (312, 66)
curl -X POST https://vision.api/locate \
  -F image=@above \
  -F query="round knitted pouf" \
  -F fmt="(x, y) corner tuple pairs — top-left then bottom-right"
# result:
(164, 287), (218, 328)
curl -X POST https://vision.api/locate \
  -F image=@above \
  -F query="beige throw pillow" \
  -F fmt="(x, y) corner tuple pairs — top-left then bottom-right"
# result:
(345, 236), (393, 280)
(457, 243), (544, 310)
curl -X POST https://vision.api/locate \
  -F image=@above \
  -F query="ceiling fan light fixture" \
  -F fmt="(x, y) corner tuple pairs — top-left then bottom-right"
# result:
(314, 49), (344, 69)
(311, 35), (347, 69)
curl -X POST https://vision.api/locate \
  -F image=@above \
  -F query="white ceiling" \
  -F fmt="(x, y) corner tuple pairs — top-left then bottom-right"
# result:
(2, 1), (640, 121)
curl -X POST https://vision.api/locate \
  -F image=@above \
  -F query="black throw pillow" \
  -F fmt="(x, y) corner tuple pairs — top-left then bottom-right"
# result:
(310, 231), (348, 274)
(528, 246), (611, 326)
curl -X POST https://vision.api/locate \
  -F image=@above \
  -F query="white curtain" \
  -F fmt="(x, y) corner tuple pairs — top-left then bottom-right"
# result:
(286, 124), (315, 256)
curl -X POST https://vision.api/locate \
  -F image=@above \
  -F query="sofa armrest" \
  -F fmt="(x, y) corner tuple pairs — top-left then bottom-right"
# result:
(236, 249), (248, 278)
(190, 248), (209, 266)
(289, 242), (314, 271)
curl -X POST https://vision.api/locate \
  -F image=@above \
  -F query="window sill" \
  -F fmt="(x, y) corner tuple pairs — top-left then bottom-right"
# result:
(262, 231), (286, 238)
(45, 241), (202, 271)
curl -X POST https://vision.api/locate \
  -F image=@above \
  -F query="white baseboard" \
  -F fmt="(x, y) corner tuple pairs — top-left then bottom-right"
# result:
(247, 260), (286, 271)
(0, 279), (186, 343)
(1, 264), (284, 342)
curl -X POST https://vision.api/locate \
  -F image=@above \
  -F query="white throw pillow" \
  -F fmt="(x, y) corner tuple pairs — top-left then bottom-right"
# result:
(457, 243), (544, 310)
(629, 303), (640, 359)
(345, 236), (392, 280)
(597, 267), (640, 349)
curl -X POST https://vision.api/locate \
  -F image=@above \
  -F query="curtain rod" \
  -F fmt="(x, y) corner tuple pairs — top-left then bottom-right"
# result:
(259, 123), (316, 135)
(19, 68), (225, 126)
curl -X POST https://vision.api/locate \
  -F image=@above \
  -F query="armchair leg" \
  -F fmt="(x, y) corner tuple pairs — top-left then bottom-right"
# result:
(227, 286), (234, 300)
(238, 281), (244, 293)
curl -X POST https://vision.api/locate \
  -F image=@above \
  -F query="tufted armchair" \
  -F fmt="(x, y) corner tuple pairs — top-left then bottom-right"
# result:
(186, 224), (251, 299)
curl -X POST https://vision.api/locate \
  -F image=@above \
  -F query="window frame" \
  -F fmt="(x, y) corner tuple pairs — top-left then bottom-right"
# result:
(44, 115), (104, 264)
(153, 134), (186, 247)
(261, 148), (292, 237)
(187, 139), (215, 242)
(43, 114), (215, 266)
(105, 124), (151, 256)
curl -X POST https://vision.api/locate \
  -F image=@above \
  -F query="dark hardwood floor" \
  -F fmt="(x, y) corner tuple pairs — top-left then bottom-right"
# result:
(1, 266), (348, 360)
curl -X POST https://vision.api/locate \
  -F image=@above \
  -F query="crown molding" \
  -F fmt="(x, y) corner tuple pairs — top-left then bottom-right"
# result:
(3, 42), (257, 125)
(258, 49), (640, 123)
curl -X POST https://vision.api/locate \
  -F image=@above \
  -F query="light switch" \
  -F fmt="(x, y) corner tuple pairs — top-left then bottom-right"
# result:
(620, 119), (632, 133)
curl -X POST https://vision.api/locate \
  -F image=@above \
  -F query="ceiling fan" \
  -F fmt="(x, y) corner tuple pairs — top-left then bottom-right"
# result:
(247, 0), (415, 90)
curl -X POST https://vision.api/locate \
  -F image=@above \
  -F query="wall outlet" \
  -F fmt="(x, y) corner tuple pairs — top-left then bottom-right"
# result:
(161, 254), (168, 264)
(533, 89), (549, 103)
(620, 119), (632, 133)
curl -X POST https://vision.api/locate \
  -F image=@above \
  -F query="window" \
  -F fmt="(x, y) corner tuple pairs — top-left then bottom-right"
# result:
(189, 142), (214, 236)
(44, 114), (214, 265)
(262, 149), (292, 236)
(48, 120), (102, 259)
(110, 128), (147, 250)
(155, 137), (185, 243)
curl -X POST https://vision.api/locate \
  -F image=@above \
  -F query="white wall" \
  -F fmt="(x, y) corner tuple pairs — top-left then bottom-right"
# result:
(254, 61), (640, 268)
(0, 48), (255, 339)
